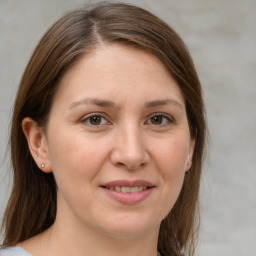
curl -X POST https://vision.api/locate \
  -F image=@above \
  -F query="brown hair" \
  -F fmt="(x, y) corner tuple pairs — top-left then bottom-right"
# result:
(1, 2), (206, 255)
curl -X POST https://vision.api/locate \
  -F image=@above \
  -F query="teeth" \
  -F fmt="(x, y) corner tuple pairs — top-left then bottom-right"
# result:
(131, 186), (138, 193)
(115, 186), (121, 192)
(121, 187), (131, 193)
(138, 186), (143, 192)
(107, 186), (148, 193)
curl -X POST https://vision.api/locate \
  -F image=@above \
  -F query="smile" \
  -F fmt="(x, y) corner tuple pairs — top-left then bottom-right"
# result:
(105, 186), (148, 193)
(101, 180), (155, 204)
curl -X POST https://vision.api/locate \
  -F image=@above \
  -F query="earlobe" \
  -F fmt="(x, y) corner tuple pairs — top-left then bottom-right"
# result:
(22, 117), (52, 173)
(185, 159), (193, 171)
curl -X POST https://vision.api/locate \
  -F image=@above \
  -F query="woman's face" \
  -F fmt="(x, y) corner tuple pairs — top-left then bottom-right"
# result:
(43, 44), (194, 238)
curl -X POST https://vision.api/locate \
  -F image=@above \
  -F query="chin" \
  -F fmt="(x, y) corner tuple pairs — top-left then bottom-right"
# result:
(99, 212), (161, 239)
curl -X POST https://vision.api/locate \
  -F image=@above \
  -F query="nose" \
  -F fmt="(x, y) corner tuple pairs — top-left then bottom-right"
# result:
(110, 124), (150, 170)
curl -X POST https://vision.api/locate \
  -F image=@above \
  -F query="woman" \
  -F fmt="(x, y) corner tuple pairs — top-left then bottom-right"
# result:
(0, 2), (206, 256)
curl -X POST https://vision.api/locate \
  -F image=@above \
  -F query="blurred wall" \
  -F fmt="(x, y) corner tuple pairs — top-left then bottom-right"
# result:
(0, 0), (255, 255)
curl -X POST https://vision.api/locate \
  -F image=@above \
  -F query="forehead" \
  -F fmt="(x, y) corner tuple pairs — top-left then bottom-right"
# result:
(54, 44), (184, 107)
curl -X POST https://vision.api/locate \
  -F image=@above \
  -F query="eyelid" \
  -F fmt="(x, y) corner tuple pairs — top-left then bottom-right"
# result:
(146, 112), (175, 126)
(79, 112), (175, 128)
(80, 112), (111, 126)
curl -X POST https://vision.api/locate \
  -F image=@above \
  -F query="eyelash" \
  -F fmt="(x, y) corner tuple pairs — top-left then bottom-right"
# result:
(80, 113), (174, 128)
(80, 113), (110, 127)
(146, 113), (174, 127)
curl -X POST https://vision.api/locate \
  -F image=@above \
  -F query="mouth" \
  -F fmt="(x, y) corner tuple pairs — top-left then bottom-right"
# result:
(102, 186), (150, 193)
(100, 180), (155, 204)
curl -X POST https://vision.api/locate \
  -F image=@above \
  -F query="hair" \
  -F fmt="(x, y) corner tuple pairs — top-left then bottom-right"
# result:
(1, 2), (206, 256)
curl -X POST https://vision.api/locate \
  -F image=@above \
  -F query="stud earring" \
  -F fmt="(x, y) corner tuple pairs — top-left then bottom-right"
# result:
(41, 164), (45, 168)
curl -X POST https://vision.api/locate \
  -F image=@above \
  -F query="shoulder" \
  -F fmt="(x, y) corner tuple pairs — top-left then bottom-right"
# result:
(0, 247), (31, 256)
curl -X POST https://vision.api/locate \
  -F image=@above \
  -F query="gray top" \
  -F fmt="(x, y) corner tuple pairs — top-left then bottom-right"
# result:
(0, 247), (31, 256)
(0, 246), (163, 255)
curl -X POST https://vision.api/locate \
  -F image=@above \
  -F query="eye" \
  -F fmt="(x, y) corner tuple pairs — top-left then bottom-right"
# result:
(81, 114), (109, 126)
(146, 113), (173, 127)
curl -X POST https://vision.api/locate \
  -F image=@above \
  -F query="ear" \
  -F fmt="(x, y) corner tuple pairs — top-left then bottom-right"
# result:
(185, 137), (196, 172)
(22, 117), (52, 173)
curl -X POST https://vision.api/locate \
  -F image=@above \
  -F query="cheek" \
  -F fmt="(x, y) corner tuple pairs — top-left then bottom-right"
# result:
(156, 136), (190, 174)
(154, 136), (189, 210)
(46, 133), (107, 208)
(47, 127), (84, 165)
(47, 130), (111, 185)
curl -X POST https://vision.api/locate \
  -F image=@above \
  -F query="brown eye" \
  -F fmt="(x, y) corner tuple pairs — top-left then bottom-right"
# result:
(151, 115), (163, 125)
(89, 116), (102, 125)
(81, 114), (108, 126)
(146, 114), (172, 127)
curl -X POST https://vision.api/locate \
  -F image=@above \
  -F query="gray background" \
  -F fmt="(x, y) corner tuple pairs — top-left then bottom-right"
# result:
(0, 0), (255, 255)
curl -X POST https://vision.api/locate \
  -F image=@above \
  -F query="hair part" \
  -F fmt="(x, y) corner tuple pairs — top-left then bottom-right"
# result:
(1, 3), (206, 256)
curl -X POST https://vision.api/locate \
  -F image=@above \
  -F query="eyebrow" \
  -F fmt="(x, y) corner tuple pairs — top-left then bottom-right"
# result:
(69, 98), (183, 110)
(144, 99), (183, 110)
(69, 98), (116, 109)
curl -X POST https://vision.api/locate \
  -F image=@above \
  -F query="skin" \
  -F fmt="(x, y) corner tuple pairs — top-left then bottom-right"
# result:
(21, 44), (195, 256)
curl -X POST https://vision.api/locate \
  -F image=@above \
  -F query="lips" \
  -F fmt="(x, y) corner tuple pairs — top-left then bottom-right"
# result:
(100, 180), (155, 204)
(107, 186), (148, 193)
